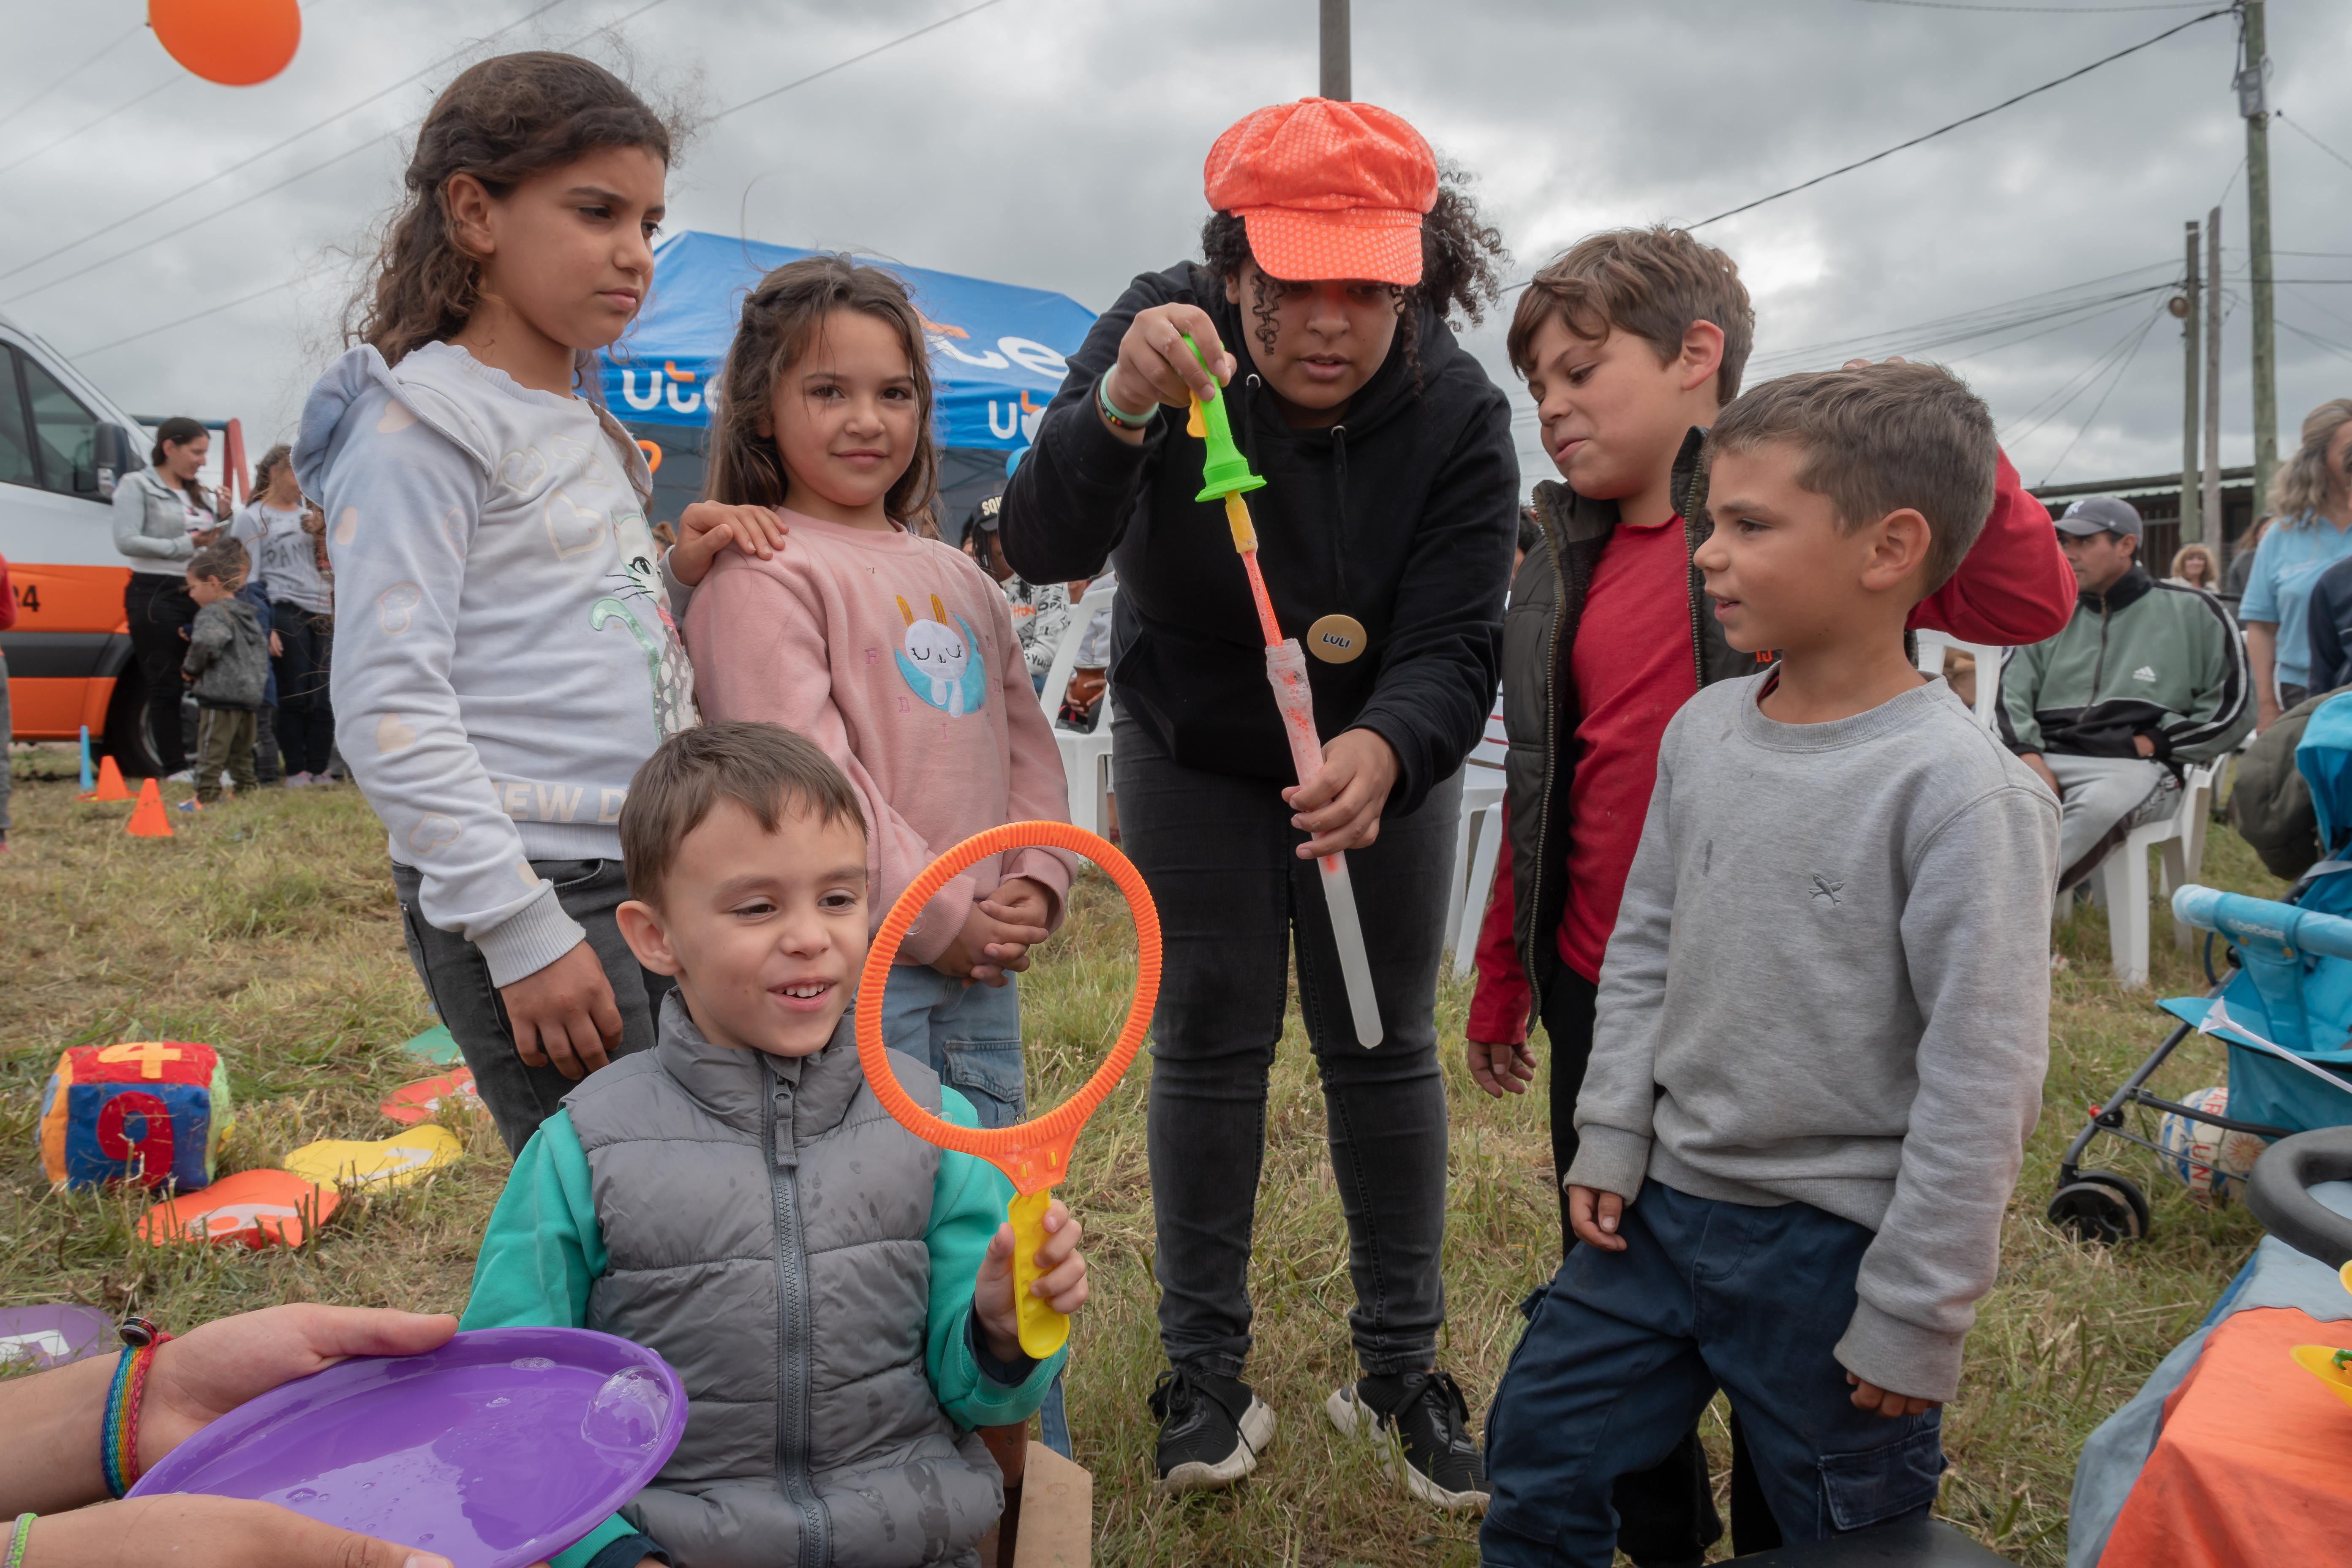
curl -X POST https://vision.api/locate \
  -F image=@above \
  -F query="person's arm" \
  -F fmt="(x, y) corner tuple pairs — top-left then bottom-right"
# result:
(926, 1088), (1067, 1429)
(1838, 785), (2056, 1407)
(686, 557), (975, 968)
(182, 610), (222, 678)
(457, 1114), (658, 1568)
(0, 555), (16, 632)
(2155, 592), (2256, 763)
(2241, 531), (2285, 729)
(997, 270), (1189, 586)
(112, 475), (194, 564)
(1563, 751), (1679, 1205)
(1465, 798), (1537, 1096)
(2308, 572), (2346, 697)
(1908, 452), (2074, 645)
(318, 407), (596, 992)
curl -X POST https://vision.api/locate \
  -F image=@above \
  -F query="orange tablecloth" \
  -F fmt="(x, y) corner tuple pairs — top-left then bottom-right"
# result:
(2101, 1307), (2352, 1567)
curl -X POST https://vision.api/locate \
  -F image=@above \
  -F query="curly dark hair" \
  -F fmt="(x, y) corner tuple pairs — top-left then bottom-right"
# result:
(1197, 167), (1506, 389)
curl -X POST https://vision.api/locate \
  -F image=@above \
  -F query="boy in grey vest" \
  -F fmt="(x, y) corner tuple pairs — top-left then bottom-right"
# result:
(1481, 364), (2058, 1563)
(181, 541), (270, 806)
(461, 722), (1089, 1568)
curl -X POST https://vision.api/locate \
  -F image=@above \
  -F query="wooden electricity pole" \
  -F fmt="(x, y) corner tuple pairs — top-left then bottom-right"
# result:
(1320, 0), (1350, 101)
(2241, 0), (2278, 513)
(2205, 206), (2224, 551)
(2181, 220), (2203, 544)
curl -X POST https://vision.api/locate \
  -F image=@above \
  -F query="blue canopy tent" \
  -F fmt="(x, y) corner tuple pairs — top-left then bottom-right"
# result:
(597, 231), (1097, 533)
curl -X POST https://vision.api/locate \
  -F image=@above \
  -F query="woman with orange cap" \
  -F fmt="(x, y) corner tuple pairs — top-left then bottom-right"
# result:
(1001, 98), (1514, 1509)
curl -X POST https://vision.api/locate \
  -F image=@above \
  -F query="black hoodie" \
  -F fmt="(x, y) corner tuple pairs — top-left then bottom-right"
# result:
(998, 262), (1517, 817)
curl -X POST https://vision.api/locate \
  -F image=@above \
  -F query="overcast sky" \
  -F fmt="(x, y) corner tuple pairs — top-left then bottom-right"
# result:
(6, 0), (2349, 504)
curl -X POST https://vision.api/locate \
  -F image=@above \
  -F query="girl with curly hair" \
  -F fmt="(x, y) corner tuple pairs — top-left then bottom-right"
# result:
(999, 97), (1516, 1510)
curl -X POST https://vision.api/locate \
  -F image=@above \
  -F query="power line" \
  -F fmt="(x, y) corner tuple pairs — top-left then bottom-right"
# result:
(63, 0), (1009, 354)
(2001, 297), (2168, 447)
(1857, 0), (2214, 9)
(1, 0), (673, 311)
(0, 21), (143, 135)
(0, 73), (182, 180)
(2276, 111), (2352, 179)
(1688, 6), (2232, 229)
(703, 0), (1010, 125)
(1744, 261), (2177, 372)
(0, 0), (577, 286)
(2034, 301), (2165, 483)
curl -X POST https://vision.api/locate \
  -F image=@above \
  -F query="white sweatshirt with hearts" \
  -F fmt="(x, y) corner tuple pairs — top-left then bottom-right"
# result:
(294, 342), (697, 985)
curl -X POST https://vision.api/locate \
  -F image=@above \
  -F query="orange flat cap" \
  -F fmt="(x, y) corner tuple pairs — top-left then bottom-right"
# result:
(1203, 98), (1438, 287)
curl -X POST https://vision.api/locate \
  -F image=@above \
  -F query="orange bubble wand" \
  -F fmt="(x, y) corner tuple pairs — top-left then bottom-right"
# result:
(855, 821), (1159, 1360)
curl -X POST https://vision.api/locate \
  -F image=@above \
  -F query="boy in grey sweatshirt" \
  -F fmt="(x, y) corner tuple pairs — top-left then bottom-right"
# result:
(1481, 364), (2058, 1565)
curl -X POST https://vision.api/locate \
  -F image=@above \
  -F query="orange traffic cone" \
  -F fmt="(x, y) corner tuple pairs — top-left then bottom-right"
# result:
(80, 755), (131, 803)
(125, 779), (174, 838)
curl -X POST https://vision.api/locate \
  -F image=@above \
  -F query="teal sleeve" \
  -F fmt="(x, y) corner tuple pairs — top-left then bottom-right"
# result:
(459, 1109), (606, 1329)
(925, 1086), (1066, 1429)
(460, 1113), (629, 1568)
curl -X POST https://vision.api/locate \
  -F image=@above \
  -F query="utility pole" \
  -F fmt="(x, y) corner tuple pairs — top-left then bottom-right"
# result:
(2241, 0), (2278, 513)
(2180, 220), (2202, 544)
(2205, 206), (2224, 552)
(1320, 0), (1350, 101)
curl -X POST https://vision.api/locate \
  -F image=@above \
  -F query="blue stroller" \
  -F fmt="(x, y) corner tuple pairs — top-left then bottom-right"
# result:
(2050, 693), (2352, 1243)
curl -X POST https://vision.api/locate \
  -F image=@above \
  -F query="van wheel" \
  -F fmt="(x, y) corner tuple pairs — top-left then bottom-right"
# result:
(102, 667), (163, 778)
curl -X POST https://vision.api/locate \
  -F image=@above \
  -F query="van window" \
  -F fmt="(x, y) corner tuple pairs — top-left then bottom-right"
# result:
(0, 346), (36, 489)
(21, 354), (99, 497)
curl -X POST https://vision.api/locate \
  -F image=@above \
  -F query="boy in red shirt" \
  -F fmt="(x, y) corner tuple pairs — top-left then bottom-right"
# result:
(1463, 227), (2072, 1562)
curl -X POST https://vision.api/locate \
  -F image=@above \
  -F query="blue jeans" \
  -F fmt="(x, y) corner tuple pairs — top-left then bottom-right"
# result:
(1481, 1181), (1945, 1565)
(877, 963), (1070, 1458)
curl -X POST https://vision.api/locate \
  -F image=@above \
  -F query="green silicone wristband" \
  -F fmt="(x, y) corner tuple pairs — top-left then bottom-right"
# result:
(7, 1514), (34, 1568)
(1096, 370), (1157, 430)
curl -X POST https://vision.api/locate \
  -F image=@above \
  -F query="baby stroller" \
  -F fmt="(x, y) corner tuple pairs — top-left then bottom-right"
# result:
(2051, 693), (2352, 1244)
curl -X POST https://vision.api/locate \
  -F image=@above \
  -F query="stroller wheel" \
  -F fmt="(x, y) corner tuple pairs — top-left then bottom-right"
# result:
(2049, 1170), (2153, 1244)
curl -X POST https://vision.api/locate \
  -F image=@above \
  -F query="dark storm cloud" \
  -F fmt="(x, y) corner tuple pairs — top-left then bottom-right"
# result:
(3, 0), (2345, 494)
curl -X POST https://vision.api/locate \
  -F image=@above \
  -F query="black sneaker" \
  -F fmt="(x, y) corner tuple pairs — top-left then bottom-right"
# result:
(1149, 1365), (1276, 1494)
(1325, 1369), (1489, 1511)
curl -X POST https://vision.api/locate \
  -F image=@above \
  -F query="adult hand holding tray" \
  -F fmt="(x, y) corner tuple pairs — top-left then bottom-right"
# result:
(1184, 335), (1383, 1047)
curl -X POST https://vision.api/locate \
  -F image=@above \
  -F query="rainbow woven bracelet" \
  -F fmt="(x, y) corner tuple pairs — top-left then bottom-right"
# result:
(101, 1325), (170, 1499)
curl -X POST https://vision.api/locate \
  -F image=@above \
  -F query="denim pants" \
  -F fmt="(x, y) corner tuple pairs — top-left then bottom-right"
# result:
(1113, 710), (1458, 1379)
(1481, 1181), (1945, 1565)
(392, 858), (667, 1154)
(878, 962), (1071, 1457)
(272, 602), (335, 776)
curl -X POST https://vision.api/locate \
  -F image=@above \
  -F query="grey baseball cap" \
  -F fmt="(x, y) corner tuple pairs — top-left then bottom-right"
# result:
(2055, 495), (2143, 541)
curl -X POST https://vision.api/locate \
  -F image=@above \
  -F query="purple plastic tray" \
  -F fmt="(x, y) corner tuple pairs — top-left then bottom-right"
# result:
(128, 1326), (686, 1568)
(0, 1304), (116, 1369)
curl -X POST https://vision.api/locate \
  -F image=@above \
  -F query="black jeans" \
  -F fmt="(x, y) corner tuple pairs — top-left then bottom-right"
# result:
(1539, 972), (1778, 1563)
(393, 857), (670, 1154)
(1114, 711), (1456, 1378)
(272, 602), (335, 776)
(125, 572), (196, 774)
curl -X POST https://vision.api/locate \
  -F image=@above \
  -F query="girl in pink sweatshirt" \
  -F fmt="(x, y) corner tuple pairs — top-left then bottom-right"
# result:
(673, 254), (1075, 1126)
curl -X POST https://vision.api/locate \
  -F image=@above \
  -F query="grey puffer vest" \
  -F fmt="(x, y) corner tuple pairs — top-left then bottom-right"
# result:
(564, 994), (1000, 1568)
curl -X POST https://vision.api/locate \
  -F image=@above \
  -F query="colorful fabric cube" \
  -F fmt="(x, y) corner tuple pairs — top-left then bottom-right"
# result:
(38, 1041), (230, 1192)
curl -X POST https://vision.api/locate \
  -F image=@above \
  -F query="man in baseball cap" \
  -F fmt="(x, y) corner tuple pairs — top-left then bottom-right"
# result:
(2001, 494), (2251, 896)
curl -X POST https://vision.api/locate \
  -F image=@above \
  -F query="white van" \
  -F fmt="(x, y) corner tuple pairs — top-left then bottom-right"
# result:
(0, 312), (203, 773)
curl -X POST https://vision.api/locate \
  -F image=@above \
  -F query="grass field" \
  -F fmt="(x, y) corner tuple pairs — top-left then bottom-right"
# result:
(0, 751), (2288, 1565)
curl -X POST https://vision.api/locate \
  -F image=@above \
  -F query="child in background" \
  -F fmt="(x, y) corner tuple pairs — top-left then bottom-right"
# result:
(0, 548), (14, 851)
(463, 721), (1086, 1568)
(180, 541), (269, 806)
(232, 443), (337, 787)
(1479, 364), (2058, 1565)
(673, 254), (1075, 1133)
(296, 53), (760, 1154)
(961, 453), (1071, 694)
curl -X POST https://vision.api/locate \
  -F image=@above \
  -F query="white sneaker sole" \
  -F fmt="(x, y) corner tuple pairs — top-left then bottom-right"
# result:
(1154, 1396), (1276, 1495)
(1323, 1386), (1490, 1512)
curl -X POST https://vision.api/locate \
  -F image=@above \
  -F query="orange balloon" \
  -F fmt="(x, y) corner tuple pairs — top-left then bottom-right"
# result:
(150, 0), (301, 87)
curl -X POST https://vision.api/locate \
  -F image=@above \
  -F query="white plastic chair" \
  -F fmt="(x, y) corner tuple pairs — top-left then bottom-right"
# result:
(2085, 759), (2223, 988)
(1039, 580), (1116, 839)
(1445, 696), (1512, 977)
(1914, 630), (2005, 732)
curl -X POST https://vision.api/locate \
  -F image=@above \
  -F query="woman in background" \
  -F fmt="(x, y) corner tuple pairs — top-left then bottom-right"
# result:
(2167, 542), (2219, 591)
(111, 416), (227, 779)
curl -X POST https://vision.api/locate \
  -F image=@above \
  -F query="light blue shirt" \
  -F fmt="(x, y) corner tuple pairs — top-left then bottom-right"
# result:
(2240, 513), (2352, 689)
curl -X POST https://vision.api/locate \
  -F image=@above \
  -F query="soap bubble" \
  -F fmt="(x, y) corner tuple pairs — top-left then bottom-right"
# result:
(581, 1366), (670, 1452)
(510, 1356), (555, 1371)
